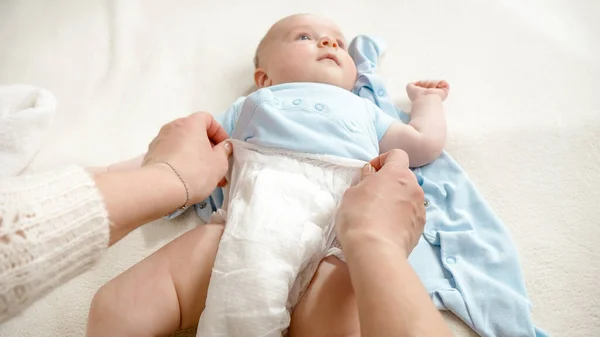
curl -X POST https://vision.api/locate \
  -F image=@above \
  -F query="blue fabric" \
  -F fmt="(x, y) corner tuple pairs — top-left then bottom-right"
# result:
(350, 35), (548, 337)
(225, 82), (395, 161)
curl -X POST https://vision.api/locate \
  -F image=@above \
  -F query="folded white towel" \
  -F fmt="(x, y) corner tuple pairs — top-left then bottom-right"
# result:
(0, 85), (56, 176)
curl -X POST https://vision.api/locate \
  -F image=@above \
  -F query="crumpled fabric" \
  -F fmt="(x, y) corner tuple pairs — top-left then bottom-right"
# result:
(0, 85), (55, 177)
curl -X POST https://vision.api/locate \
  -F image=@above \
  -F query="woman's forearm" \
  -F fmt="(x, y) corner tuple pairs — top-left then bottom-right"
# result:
(93, 164), (186, 245)
(344, 236), (452, 337)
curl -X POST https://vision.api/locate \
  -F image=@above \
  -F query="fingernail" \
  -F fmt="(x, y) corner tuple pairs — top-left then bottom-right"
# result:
(363, 163), (375, 172)
(224, 141), (232, 153)
(362, 163), (375, 176)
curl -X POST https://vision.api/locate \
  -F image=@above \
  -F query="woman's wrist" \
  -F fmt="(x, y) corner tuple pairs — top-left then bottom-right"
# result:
(94, 164), (188, 245)
(140, 163), (189, 211)
(148, 162), (191, 211)
(339, 228), (410, 260)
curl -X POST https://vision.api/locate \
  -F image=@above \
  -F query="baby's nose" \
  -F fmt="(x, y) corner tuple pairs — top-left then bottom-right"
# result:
(318, 37), (338, 49)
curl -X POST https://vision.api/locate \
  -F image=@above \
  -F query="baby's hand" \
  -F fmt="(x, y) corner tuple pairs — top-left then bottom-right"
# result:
(406, 80), (449, 102)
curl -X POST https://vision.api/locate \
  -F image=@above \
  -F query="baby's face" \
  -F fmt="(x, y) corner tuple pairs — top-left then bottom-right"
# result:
(255, 14), (357, 91)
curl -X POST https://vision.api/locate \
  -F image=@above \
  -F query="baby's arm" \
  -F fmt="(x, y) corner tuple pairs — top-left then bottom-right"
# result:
(379, 80), (449, 167)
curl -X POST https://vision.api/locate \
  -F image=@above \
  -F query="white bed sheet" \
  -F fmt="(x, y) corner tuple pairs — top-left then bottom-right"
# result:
(0, 0), (598, 336)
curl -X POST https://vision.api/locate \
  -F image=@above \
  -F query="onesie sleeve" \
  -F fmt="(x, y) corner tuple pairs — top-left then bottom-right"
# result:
(369, 100), (398, 141)
(214, 97), (246, 136)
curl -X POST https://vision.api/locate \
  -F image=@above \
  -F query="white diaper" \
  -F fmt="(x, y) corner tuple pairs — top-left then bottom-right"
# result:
(197, 140), (365, 337)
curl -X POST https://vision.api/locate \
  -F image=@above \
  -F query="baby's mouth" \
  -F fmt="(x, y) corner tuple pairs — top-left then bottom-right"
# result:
(317, 53), (340, 66)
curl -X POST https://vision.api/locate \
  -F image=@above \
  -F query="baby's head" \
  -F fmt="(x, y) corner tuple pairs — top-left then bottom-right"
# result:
(254, 14), (357, 91)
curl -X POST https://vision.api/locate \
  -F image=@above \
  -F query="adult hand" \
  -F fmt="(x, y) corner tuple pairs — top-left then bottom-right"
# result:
(335, 149), (426, 257)
(142, 112), (232, 204)
(331, 150), (451, 337)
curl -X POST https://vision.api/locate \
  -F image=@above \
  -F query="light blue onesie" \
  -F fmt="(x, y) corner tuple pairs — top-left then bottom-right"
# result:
(169, 35), (550, 337)
(219, 82), (396, 160)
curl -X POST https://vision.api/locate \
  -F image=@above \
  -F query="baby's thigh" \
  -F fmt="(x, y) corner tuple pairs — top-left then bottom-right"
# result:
(289, 256), (360, 337)
(87, 223), (224, 337)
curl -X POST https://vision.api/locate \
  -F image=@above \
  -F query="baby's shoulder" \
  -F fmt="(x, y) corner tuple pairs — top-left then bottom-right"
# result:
(221, 96), (246, 117)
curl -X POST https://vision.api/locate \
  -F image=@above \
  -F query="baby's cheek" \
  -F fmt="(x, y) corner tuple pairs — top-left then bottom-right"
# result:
(347, 64), (357, 79)
(341, 54), (356, 71)
(343, 59), (358, 89)
(283, 57), (312, 80)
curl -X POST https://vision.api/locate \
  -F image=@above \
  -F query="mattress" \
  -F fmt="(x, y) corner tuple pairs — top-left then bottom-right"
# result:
(0, 0), (598, 336)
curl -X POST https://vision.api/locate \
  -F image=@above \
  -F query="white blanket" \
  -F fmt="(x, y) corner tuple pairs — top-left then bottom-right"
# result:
(0, 85), (55, 177)
(0, 1), (598, 336)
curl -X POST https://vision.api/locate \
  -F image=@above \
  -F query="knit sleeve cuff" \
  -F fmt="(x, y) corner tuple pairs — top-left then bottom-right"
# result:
(0, 165), (109, 322)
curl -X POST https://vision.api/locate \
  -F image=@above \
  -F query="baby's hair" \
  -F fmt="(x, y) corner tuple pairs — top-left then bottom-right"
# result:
(253, 47), (260, 69)
(254, 14), (313, 69)
(254, 35), (267, 68)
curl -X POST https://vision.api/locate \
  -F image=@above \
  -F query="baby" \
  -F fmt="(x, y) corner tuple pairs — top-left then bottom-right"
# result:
(87, 13), (449, 337)
(226, 14), (448, 168)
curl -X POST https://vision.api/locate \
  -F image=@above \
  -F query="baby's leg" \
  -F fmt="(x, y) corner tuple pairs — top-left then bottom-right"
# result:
(86, 222), (223, 337)
(289, 256), (360, 337)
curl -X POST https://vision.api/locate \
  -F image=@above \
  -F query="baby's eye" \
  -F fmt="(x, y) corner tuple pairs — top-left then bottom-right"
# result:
(296, 34), (311, 41)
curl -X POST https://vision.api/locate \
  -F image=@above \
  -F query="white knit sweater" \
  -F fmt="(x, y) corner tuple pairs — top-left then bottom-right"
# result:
(0, 166), (109, 323)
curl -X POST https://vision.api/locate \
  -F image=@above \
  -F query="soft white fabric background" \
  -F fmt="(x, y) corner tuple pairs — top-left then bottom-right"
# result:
(1, 0), (598, 336)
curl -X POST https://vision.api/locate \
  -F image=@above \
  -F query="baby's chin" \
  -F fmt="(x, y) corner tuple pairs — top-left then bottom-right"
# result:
(276, 75), (354, 91)
(311, 68), (356, 91)
(312, 78), (354, 91)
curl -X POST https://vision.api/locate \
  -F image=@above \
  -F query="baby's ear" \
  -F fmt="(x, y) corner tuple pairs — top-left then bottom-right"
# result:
(254, 68), (270, 88)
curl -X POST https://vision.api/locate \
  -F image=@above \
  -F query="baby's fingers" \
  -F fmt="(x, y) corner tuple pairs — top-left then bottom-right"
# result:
(415, 80), (437, 89)
(436, 80), (450, 89)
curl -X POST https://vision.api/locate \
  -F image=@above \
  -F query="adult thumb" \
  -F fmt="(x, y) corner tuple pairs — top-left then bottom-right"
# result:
(361, 163), (376, 180)
(213, 140), (233, 158)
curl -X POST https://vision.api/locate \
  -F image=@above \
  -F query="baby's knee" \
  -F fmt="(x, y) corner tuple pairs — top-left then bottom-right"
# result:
(86, 285), (116, 336)
(86, 283), (134, 337)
